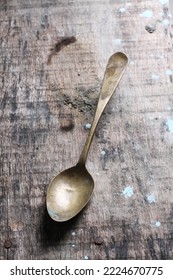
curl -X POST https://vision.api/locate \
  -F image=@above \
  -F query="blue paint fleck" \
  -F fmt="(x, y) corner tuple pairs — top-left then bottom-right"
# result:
(155, 221), (161, 227)
(151, 74), (160, 80)
(85, 123), (91, 129)
(163, 19), (169, 26)
(159, 0), (168, 4)
(112, 38), (122, 46)
(101, 150), (106, 156)
(147, 194), (156, 203)
(119, 8), (126, 13)
(166, 119), (173, 132)
(166, 69), (173, 76)
(122, 186), (133, 198)
(140, 10), (153, 18)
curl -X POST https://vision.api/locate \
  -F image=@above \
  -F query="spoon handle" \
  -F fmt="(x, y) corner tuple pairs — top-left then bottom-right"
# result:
(78, 52), (128, 165)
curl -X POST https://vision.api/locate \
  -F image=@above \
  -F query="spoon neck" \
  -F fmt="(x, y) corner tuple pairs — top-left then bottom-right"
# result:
(78, 52), (128, 166)
(78, 100), (106, 165)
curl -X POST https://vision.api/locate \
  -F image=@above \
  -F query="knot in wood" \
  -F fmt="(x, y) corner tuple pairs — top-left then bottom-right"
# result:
(94, 237), (104, 245)
(4, 239), (12, 249)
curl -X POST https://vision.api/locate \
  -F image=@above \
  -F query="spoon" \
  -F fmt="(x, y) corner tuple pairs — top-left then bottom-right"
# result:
(46, 52), (128, 222)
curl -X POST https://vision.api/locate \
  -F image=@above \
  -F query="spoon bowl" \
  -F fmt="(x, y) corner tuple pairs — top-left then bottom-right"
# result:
(46, 164), (94, 222)
(46, 52), (128, 222)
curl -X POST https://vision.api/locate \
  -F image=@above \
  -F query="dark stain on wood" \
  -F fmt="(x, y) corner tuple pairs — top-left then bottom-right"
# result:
(13, 179), (20, 193)
(11, 82), (18, 112)
(5, 112), (16, 124)
(1, 91), (8, 110)
(1, 0), (8, 12)
(36, 30), (40, 40)
(47, 36), (77, 64)
(157, 237), (170, 259)
(111, 222), (129, 259)
(60, 118), (74, 132)
(147, 235), (158, 259)
(112, 235), (128, 260)
(23, 40), (28, 58)
(41, 14), (49, 29)
(100, 146), (116, 170)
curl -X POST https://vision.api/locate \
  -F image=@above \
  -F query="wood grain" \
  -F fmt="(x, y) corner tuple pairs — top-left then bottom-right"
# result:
(0, 0), (173, 259)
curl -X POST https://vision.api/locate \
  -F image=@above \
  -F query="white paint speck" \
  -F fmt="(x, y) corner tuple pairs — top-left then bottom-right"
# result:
(84, 256), (89, 260)
(155, 221), (161, 227)
(101, 150), (106, 156)
(119, 8), (126, 13)
(122, 186), (134, 198)
(151, 74), (160, 80)
(166, 119), (173, 132)
(166, 69), (173, 76)
(85, 123), (91, 129)
(159, 0), (168, 4)
(112, 38), (122, 46)
(140, 10), (153, 18)
(72, 244), (76, 247)
(147, 194), (156, 203)
(163, 19), (169, 26)
(71, 232), (76, 236)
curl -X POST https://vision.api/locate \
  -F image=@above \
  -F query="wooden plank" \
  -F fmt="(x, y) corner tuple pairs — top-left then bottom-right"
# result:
(0, 0), (173, 259)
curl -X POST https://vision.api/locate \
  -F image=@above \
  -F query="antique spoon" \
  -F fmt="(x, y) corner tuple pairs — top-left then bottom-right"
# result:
(46, 52), (128, 222)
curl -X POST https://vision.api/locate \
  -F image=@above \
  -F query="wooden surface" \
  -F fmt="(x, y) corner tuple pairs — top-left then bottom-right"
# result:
(0, 0), (173, 260)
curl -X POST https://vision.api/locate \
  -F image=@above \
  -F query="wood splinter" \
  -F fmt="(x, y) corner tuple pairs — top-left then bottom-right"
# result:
(47, 36), (77, 64)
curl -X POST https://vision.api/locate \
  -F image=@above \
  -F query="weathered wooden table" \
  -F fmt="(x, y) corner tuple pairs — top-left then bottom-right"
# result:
(0, 0), (173, 260)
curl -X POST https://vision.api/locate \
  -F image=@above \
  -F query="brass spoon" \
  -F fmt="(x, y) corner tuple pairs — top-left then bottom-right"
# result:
(46, 52), (128, 222)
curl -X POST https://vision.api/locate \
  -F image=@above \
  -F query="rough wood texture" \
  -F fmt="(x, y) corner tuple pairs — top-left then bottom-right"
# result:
(0, 0), (173, 260)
